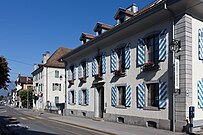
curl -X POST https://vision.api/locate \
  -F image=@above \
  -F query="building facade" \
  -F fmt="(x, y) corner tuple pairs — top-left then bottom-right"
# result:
(32, 48), (72, 111)
(61, 0), (203, 132)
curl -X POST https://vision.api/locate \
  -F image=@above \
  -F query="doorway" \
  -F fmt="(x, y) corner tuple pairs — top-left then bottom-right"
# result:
(94, 87), (104, 118)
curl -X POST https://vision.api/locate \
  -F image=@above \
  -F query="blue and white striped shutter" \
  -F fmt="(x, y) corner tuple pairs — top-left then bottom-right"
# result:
(111, 86), (117, 106)
(137, 83), (145, 108)
(67, 67), (71, 81)
(86, 61), (89, 77)
(68, 91), (70, 104)
(137, 39), (145, 66)
(125, 84), (131, 107)
(102, 52), (106, 74)
(78, 64), (82, 79)
(92, 57), (97, 76)
(74, 90), (76, 104)
(159, 81), (167, 109)
(125, 43), (131, 69)
(86, 89), (89, 105)
(111, 49), (117, 72)
(198, 80), (203, 108)
(74, 65), (76, 80)
(159, 29), (167, 61)
(78, 89), (82, 105)
(198, 29), (203, 60)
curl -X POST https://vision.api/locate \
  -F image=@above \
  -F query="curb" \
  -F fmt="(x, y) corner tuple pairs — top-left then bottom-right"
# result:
(47, 117), (117, 135)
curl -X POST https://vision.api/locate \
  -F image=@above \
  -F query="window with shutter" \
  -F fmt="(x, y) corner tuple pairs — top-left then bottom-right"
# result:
(137, 83), (145, 108)
(198, 80), (203, 108)
(198, 29), (203, 60)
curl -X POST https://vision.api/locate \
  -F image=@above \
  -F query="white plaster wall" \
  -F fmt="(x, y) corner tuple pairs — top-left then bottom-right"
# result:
(66, 20), (171, 120)
(47, 67), (65, 109)
(192, 17), (203, 120)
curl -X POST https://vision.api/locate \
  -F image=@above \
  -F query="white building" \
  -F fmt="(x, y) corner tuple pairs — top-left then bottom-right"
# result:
(32, 48), (72, 111)
(61, 0), (203, 133)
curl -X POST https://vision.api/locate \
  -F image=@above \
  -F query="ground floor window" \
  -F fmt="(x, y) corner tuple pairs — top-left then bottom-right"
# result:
(147, 83), (159, 107)
(82, 90), (87, 105)
(117, 86), (126, 106)
(71, 91), (74, 104)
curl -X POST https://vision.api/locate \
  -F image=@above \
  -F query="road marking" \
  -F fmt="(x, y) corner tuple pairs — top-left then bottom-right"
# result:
(27, 117), (35, 120)
(19, 117), (27, 120)
(33, 116), (44, 119)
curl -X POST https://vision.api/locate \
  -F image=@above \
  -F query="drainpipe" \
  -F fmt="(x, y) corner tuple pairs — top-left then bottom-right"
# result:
(164, 2), (176, 132)
(64, 61), (67, 116)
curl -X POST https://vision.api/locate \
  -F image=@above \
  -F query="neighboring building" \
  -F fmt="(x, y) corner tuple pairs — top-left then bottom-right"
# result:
(15, 74), (33, 107)
(32, 47), (72, 111)
(61, 0), (203, 132)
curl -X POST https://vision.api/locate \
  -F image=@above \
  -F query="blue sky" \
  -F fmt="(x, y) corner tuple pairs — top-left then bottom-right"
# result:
(0, 0), (154, 81)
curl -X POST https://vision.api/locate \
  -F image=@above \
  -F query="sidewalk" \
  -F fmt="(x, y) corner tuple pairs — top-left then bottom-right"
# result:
(21, 109), (186, 135)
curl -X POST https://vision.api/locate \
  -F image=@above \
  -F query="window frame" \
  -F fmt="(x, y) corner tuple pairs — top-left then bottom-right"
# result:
(52, 83), (61, 91)
(82, 89), (87, 105)
(55, 70), (59, 78)
(145, 83), (159, 109)
(96, 55), (103, 77)
(70, 90), (75, 104)
(117, 86), (126, 107)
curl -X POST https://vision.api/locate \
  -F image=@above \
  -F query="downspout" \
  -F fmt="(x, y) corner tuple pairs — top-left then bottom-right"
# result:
(164, 2), (176, 132)
(64, 61), (67, 116)
(46, 67), (48, 110)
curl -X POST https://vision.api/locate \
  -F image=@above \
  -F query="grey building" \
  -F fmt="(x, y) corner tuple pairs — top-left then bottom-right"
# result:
(61, 0), (203, 132)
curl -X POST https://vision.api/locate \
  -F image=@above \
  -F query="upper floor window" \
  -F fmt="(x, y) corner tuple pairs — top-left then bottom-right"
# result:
(52, 83), (61, 91)
(78, 61), (88, 82)
(117, 47), (125, 73)
(55, 70), (59, 78)
(92, 53), (106, 79)
(146, 35), (159, 64)
(137, 29), (167, 70)
(111, 44), (130, 76)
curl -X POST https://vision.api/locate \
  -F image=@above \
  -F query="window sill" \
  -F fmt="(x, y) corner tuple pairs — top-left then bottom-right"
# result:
(115, 105), (126, 109)
(94, 74), (103, 80)
(81, 104), (88, 106)
(143, 106), (160, 111)
(114, 70), (126, 77)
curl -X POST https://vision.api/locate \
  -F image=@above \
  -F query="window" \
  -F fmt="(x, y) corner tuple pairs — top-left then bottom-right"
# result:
(146, 35), (159, 64)
(117, 86), (126, 106)
(96, 55), (102, 76)
(147, 83), (159, 107)
(55, 96), (59, 104)
(52, 83), (61, 91)
(117, 47), (125, 72)
(82, 90), (87, 105)
(55, 70), (59, 78)
(71, 91), (74, 104)
(70, 66), (74, 81)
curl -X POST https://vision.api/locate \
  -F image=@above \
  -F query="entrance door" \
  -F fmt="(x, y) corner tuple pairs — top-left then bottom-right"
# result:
(94, 87), (104, 118)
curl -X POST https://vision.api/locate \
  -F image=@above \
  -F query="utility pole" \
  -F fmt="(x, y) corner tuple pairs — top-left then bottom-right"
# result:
(26, 76), (29, 109)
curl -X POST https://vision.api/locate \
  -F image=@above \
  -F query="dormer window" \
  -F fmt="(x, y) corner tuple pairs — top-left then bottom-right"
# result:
(94, 22), (113, 36)
(80, 33), (96, 45)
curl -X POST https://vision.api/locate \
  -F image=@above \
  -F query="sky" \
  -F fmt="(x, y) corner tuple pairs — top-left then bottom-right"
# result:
(0, 0), (155, 82)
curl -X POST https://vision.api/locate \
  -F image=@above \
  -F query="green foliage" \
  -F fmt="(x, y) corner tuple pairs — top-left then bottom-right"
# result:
(0, 95), (4, 101)
(19, 89), (33, 108)
(0, 56), (10, 89)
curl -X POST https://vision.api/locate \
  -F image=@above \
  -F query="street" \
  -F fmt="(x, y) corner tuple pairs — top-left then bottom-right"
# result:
(0, 105), (107, 135)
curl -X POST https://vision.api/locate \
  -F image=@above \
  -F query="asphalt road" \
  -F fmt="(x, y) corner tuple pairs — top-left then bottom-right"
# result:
(0, 105), (107, 135)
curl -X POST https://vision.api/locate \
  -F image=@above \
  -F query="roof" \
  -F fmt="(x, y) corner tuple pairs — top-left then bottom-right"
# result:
(60, 0), (180, 60)
(32, 47), (72, 75)
(114, 8), (134, 20)
(79, 33), (96, 41)
(94, 22), (113, 32)
(44, 47), (72, 68)
(16, 75), (33, 84)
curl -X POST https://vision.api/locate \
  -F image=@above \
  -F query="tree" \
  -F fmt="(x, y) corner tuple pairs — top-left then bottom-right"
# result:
(0, 56), (10, 89)
(19, 89), (33, 108)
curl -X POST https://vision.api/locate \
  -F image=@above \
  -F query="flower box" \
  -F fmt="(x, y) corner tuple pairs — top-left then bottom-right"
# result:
(79, 77), (86, 82)
(114, 69), (125, 77)
(94, 74), (103, 80)
(68, 80), (74, 85)
(143, 62), (159, 71)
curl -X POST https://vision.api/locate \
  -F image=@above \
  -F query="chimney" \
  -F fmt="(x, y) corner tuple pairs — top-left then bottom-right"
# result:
(42, 51), (50, 64)
(34, 64), (37, 70)
(127, 4), (138, 13)
(42, 54), (46, 64)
